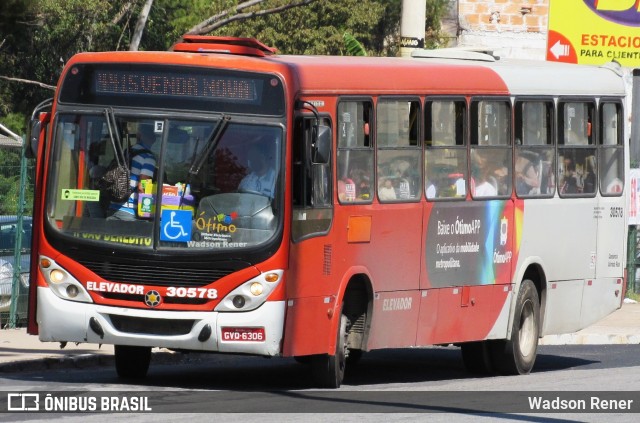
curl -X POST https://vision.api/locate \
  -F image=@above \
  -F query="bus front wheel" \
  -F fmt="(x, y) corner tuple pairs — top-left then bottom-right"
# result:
(310, 312), (349, 388)
(491, 279), (540, 375)
(114, 345), (152, 379)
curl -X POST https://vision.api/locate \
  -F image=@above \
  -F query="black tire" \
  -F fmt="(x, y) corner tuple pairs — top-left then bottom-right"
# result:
(114, 345), (152, 379)
(310, 312), (348, 388)
(346, 349), (363, 365)
(490, 280), (540, 375)
(460, 341), (493, 374)
(293, 355), (312, 365)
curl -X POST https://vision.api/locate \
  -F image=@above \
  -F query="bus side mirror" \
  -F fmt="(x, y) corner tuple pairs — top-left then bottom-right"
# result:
(25, 119), (41, 159)
(312, 124), (331, 164)
(27, 99), (53, 159)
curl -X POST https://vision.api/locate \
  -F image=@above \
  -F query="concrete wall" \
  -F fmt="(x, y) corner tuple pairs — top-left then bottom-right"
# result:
(445, 0), (550, 60)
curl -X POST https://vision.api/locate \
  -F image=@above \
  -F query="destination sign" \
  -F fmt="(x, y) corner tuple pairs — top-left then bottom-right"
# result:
(59, 63), (285, 115)
(94, 70), (258, 101)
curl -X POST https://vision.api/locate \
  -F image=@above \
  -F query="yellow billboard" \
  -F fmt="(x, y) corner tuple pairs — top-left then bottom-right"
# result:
(547, 0), (640, 67)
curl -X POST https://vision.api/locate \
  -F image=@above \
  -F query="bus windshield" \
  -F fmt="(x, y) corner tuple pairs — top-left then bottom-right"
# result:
(46, 112), (282, 251)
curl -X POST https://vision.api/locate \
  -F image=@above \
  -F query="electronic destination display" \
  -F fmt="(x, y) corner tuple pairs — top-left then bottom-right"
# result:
(94, 69), (258, 101)
(59, 63), (285, 116)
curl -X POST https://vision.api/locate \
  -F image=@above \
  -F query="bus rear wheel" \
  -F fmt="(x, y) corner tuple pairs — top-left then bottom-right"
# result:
(114, 345), (151, 379)
(491, 279), (540, 375)
(311, 312), (349, 388)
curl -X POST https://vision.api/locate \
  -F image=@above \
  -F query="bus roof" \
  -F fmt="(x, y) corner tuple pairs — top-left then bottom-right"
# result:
(473, 58), (626, 97)
(65, 47), (626, 99)
(410, 47), (626, 97)
(67, 50), (510, 97)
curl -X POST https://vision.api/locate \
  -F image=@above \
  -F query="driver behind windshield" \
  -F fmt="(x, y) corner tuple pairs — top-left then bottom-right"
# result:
(238, 144), (276, 198)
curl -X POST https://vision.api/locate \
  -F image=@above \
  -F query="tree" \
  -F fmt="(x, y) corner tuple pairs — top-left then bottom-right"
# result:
(201, 0), (397, 55)
(425, 0), (451, 49)
(343, 32), (367, 56)
(129, 0), (155, 51)
(185, 0), (319, 37)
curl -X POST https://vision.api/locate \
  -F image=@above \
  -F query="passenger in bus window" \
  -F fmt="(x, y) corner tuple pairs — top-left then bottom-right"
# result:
(471, 150), (497, 197)
(583, 156), (596, 194)
(560, 157), (579, 194)
(515, 150), (540, 195)
(428, 163), (466, 199)
(238, 145), (276, 198)
(378, 178), (397, 201)
(107, 125), (157, 220)
(389, 158), (417, 199)
(348, 168), (371, 200)
(425, 162), (441, 199)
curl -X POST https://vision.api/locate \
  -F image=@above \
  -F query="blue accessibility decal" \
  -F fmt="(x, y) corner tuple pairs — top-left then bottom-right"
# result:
(160, 209), (192, 242)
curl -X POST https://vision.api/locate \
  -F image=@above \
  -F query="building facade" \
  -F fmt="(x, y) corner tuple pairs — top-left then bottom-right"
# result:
(444, 0), (549, 60)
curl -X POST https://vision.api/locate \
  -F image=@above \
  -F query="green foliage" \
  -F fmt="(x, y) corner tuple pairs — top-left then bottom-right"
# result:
(343, 33), (367, 56)
(0, 148), (33, 215)
(425, 0), (452, 48)
(0, 113), (27, 135)
(205, 0), (397, 56)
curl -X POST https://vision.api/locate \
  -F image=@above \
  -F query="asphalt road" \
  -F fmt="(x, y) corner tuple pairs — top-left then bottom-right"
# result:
(1, 344), (639, 422)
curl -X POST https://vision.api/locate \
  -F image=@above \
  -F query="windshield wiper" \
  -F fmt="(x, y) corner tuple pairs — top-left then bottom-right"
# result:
(188, 115), (231, 177)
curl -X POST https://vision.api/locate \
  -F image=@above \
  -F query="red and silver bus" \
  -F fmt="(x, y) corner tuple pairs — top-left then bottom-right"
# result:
(27, 37), (628, 388)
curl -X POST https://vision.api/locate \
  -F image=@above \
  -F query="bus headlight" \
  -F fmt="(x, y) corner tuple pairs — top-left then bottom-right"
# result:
(250, 282), (264, 296)
(50, 269), (65, 283)
(232, 295), (246, 309)
(215, 269), (283, 312)
(39, 255), (93, 303)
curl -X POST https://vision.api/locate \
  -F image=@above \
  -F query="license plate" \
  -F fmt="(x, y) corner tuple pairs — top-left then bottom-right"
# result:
(221, 327), (265, 342)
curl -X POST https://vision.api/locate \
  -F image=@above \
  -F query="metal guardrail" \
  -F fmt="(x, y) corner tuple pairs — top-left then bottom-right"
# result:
(0, 134), (32, 328)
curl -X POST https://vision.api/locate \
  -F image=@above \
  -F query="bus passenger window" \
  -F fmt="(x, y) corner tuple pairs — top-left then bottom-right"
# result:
(514, 101), (555, 197)
(470, 99), (512, 198)
(337, 100), (374, 204)
(424, 99), (466, 200)
(559, 101), (596, 197)
(376, 98), (421, 202)
(599, 102), (624, 196)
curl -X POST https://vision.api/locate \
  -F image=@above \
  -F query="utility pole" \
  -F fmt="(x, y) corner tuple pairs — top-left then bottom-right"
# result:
(399, 0), (427, 57)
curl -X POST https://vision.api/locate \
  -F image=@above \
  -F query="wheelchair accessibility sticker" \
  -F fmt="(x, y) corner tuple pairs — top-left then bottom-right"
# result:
(160, 209), (192, 242)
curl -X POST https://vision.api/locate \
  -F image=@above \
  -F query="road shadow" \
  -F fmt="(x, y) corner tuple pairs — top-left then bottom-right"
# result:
(0, 344), (613, 391)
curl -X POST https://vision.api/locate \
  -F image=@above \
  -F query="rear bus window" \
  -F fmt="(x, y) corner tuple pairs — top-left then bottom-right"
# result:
(599, 101), (624, 196)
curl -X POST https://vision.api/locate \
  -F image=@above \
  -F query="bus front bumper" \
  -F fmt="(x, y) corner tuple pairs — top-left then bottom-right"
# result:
(36, 287), (284, 356)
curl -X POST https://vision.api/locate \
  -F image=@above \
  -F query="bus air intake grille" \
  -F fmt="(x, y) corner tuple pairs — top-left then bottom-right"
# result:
(323, 244), (332, 276)
(77, 260), (235, 287)
(100, 292), (209, 305)
(109, 315), (195, 336)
